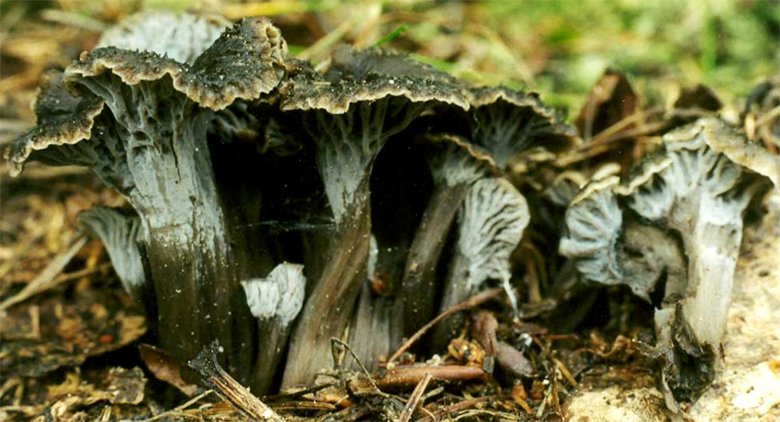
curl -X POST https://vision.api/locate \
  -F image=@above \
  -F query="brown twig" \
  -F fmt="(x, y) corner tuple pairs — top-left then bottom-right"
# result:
(398, 372), (432, 422)
(0, 236), (87, 312)
(188, 341), (284, 422)
(263, 382), (336, 401)
(143, 390), (215, 422)
(417, 396), (490, 422)
(554, 358), (578, 388)
(270, 401), (337, 412)
(378, 365), (485, 389)
(387, 287), (502, 365)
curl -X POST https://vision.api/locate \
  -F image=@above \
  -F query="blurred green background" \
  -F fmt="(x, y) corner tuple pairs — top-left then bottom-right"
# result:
(1, 0), (778, 117)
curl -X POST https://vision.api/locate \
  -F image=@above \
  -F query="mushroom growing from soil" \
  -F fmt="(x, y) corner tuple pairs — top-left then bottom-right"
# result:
(400, 87), (575, 337)
(560, 117), (780, 408)
(278, 46), (469, 387)
(241, 262), (306, 393)
(432, 177), (530, 347)
(77, 207), (146, 297)
(8, 18), (287, 379)
(399, 134), (497, 338)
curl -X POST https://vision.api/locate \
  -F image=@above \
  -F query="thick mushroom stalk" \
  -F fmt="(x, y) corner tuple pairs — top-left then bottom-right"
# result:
(433, 177), (530, 347)
(8, 18), (287, 377)
(346, 236), (397, 371)
(281, 98), (408, 388)
(348, 144), (432, 370)
(279, 48), (469, 387)
(241, 263), (306, 394)
(400, 134), (496, 337)
(560, 118), (780, 406)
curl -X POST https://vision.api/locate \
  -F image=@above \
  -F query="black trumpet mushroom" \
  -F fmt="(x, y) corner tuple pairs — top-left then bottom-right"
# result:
(241, 262), (306, 393)
(278, 46), (470, 387)
(76, 207), (146, 297)
(431, 177), (530, 348)
(466, 86), (578, 170)
(560, 118), (780, 409)
(8, 17), (287, 381)
(400, 134), (497, 338)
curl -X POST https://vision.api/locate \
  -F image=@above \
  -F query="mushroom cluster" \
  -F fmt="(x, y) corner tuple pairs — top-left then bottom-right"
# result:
(560, 117), (780, 408)
(7, 12), (777, 407)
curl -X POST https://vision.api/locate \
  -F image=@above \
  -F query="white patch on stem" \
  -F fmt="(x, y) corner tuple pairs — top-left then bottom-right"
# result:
(241, 263), (306, 326)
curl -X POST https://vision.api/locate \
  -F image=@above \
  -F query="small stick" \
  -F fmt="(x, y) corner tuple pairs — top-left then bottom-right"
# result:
(0, 236), (86, 311)
(417, 396), (490, 422)
(263, 382), (335, 401)
(143, 390), (214, 422)
(398, 372), (432, 422)
(189, 341), (284, 422)
(52, 262), (112, 285)
(535, 382), (554, 419)
(378, 365), (484, 389)
(271, 401), (336, 412)
(387, 288), (502, 365)
(346, 365), (484, 392)
(553, 358), (578, 388)
(331, 337), (375, 387)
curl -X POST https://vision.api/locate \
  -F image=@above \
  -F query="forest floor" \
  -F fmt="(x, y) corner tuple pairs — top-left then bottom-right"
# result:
(1, 1), (778, 421)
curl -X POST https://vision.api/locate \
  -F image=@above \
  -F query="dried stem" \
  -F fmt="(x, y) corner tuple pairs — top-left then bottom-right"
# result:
(387, 287), (502, 365)
(398, 372), (433, 422)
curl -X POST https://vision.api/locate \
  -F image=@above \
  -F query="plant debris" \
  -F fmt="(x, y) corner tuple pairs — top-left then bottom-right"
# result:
(1, 2), (778, 421)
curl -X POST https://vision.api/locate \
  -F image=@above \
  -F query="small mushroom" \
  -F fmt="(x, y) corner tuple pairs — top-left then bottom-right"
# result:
(467, 86), (578, 169)
(77, 207), (146, 296)
(433, 177), (530, 348)
(241, 263), (306, 393)
(422, 87), (576, 333)
(8, 18), (287, 377)
(400, 134), (497, 338)
(399, 88), (572, 339)
(560, 117), (780, 407)
(279, 46), (469, 387)
(558, 174), (686, 302)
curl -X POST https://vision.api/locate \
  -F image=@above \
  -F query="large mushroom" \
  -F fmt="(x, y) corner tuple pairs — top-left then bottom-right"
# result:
(278, 46), (469, 387)
(560, 117), (780, 407)
(7, 18), (287, 378)
(400, 87), (576, 337)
